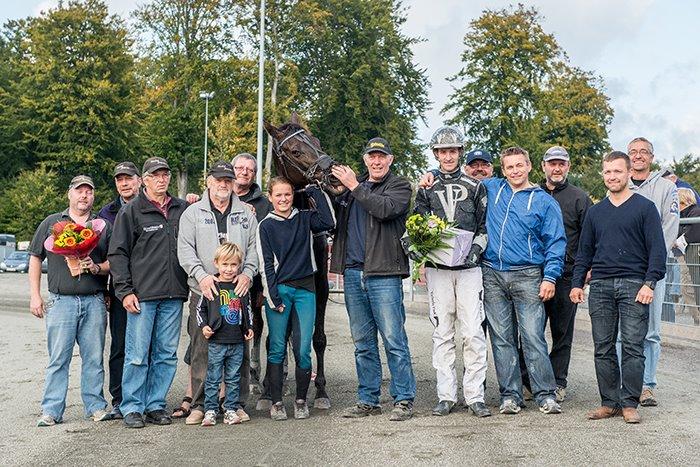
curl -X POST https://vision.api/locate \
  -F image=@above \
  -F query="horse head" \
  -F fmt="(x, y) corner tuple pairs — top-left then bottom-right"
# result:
(264, 116), (346, 196)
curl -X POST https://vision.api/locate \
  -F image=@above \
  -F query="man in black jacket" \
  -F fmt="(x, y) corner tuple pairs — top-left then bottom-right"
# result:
(520, 146), (592, 402)
(97, 161), (141, 420)
(108, 157), (190, 429)
(330, 137), (417, 422)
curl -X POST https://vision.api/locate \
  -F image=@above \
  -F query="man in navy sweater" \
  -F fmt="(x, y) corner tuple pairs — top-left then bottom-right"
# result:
(570, 151), (666, 424)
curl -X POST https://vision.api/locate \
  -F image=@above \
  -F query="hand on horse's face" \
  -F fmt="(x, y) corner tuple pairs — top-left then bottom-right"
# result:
(331, 165), (359, 191)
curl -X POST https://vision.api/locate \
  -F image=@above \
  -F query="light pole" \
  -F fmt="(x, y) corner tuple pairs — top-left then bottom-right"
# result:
(199, 91), (215, 180)
(256, 0), (266, 188)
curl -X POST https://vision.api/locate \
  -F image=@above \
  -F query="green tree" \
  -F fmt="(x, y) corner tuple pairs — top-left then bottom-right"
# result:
(444, 5), (561, 153)
(8, 0), (136, 189)
(0, 22), (34, 180)
(133, 0), (249, 196)
(285, 0), (430, 176)
(0, 166), (65, 240)
(671, 153), (700, 189)
(444, 5), (614, 194)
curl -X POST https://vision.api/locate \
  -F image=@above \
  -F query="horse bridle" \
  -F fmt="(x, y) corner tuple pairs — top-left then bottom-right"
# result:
(272, 128), (336, 186)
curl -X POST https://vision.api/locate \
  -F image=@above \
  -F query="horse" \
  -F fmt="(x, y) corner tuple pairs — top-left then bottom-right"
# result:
(263, 116), (346, 196)
(263, 115), (340, 409)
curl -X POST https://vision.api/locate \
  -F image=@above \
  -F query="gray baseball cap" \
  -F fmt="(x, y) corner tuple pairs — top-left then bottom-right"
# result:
(543, 146), (570, 162)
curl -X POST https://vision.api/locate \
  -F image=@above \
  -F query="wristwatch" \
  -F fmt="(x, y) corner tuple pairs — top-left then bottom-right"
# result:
(643, 280), (656, 290)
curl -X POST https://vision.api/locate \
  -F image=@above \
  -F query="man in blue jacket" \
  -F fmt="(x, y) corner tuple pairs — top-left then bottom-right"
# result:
(480, 147), (567, 415)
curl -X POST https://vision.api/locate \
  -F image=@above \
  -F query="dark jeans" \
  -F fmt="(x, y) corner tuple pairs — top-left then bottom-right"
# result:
(588, 278), (648, 409)
(520, 276), (578, 389)
(108, 291), (127, 407)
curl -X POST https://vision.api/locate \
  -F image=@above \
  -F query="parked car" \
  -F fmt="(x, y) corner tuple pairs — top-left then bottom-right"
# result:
(0, 251), (30, 273)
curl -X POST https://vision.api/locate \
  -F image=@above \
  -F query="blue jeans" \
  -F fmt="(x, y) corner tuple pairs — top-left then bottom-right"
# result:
(120, 299), (183, 415)
(482, 267), (557, 405)
(644, 276), (665, 388)
(42, 293), (108, 420)
(591, 278), (648, 408)
(343, 269), (416, 406)
(204, 342), (244, 412)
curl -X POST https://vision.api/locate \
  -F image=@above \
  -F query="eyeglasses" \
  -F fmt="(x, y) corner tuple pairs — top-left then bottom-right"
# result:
(234, 166), (255, 173)
(145, 171), (171, 179)
(628, 149), (652, 157)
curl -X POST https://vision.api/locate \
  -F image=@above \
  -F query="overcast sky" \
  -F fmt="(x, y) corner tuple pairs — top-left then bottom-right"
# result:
(2, 0), (698, 165)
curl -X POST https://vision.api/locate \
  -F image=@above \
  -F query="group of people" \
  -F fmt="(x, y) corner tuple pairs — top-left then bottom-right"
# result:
(27, 126), (690, 428)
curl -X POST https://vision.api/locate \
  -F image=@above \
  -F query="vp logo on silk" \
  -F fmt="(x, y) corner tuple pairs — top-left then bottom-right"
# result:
(435, 184), (469, 222)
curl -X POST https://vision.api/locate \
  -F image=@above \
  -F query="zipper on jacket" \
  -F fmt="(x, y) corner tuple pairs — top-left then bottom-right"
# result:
(528, 234), (532, 260)
(497, 191), (516, 270)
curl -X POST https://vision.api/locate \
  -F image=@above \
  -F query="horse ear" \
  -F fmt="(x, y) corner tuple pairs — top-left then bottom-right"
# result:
(264, 120), (284, 141)
(290, 112), (300, 125)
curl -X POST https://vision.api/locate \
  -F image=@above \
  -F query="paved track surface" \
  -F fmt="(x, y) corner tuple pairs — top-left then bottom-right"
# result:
(1, 274), (698, 466)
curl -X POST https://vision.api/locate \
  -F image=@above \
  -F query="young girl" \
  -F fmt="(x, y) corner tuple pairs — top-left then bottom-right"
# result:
(257, 177), (335, 420)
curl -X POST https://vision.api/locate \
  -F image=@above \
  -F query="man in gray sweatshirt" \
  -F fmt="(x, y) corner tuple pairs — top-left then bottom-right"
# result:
(178, 160), (258, 424)
(623, 137), (679, 407)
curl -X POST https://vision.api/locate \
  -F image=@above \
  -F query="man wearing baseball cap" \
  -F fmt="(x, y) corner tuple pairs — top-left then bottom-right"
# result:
(109, 157), (190, 428)
(178, 160), (258, 425)
(94, 162), (142, 420)
(330, 137), (417, 421)
(464, 149), (494, 181)
(28, 175), (113, 426)
(518, 146), (593, 403)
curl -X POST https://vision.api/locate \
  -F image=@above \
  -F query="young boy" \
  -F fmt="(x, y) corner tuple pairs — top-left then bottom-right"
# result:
(197, 242), (254, 426)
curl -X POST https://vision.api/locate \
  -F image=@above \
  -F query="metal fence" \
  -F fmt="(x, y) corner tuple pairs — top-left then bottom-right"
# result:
(662, 242), (699, 326)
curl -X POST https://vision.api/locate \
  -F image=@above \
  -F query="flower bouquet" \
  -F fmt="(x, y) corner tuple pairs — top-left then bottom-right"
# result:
(404, 214), (455, 282)
(43, 219), (106, 277)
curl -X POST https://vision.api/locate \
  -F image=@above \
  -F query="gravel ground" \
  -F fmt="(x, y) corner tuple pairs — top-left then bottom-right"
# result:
(0, 273), (698, 466)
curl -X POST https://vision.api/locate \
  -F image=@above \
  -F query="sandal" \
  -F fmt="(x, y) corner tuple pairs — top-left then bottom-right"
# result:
(172, 397), (193, 418)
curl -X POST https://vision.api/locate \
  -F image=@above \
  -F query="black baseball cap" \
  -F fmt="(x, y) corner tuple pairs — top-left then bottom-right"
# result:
(364, 137), (392, 156)
(68, 175), (95, 190)
(466, 149), (493, 164)
(142, 157), (170, 175)
(208, 160), (235, 179)
(113, 161), (140, 177)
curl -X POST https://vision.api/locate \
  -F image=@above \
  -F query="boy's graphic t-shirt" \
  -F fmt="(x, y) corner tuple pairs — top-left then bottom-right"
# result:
(196, 281), (252, 344)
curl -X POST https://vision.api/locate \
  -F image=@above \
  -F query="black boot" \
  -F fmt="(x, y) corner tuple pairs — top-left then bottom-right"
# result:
(295, 367), (312, 402)
(268, 362), (284, 404)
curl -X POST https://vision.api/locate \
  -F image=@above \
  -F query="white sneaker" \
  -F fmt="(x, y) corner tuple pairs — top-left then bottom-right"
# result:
(223, 410), (242, 425)
(91, 409), (110, 422)
(555, 386), (567, 403)
(539, 398), (562, 414)
(499, 399), (521, 415)
(294, 400), (309, 419)
(37, 414), (57, 427)
(201, 410), (217, 426)
(236, 408), (250, 422)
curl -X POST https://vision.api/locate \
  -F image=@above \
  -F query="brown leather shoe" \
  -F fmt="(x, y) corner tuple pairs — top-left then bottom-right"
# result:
(622, 407), (641, 424)
(587, 406), (621, 420)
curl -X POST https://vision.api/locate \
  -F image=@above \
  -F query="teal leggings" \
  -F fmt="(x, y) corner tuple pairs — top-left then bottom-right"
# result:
(266, 284), (316, 369)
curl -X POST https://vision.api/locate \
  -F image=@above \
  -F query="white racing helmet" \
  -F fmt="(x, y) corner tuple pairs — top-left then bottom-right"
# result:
(430, 126), (465, 159)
